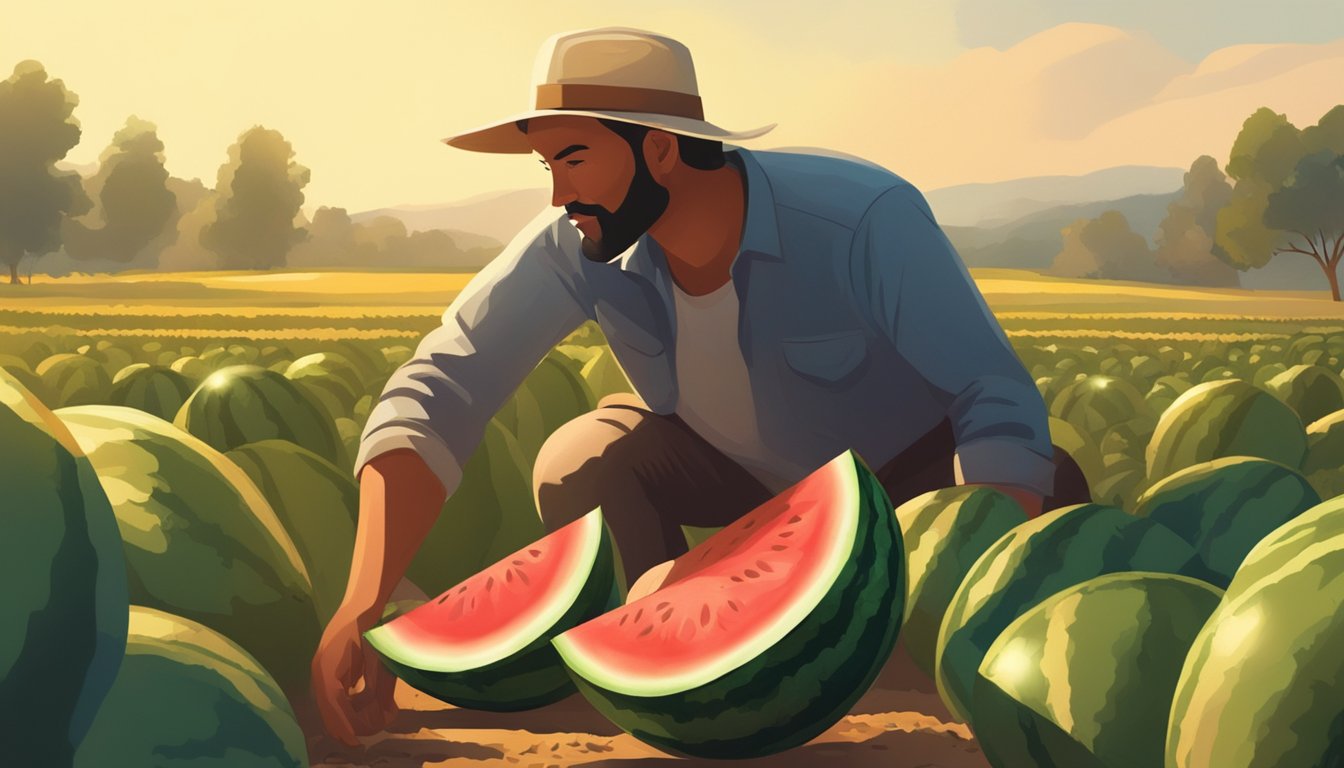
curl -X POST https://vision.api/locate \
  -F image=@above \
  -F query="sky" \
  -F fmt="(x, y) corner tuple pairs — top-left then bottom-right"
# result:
(4, 1), (1342, 216)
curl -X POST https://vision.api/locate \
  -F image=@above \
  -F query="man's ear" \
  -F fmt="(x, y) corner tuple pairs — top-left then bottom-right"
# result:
(643, 130), (679, 180)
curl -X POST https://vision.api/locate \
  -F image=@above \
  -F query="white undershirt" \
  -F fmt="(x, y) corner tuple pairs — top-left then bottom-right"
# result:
(671, 277), (809, 495)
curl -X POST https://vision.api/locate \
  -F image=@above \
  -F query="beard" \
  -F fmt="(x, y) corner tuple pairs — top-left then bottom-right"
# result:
(566, 148), (670, 262)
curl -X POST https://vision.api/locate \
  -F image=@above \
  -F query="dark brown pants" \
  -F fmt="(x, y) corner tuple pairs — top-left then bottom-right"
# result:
(532, 394), (1092, 588)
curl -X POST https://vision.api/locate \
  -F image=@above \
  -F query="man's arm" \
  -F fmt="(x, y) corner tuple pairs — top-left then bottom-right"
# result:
(850, 185), (1056, 507)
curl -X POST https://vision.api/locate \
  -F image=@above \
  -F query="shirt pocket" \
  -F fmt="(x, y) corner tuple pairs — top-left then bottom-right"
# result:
(779, 328), (870, 388)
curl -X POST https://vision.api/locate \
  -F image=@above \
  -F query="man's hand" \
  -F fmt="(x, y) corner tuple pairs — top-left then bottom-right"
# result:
(972, 483), (1045, 519)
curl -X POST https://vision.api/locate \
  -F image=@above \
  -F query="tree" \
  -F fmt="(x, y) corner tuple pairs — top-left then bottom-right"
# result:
(1153, 155), (1239, 287)
(1217, 105), (1344, 301)
(0, 60), (91, 284)
(63, 115), (176, 265)
(200, 126), (310, 269)
(286, 206), (377, 268)
(1051, 210), (1165, 282)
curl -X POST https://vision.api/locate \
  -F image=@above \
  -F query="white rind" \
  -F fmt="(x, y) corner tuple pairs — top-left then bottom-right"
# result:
(366, 508), (605, 672)
(552, 453), (864, 697)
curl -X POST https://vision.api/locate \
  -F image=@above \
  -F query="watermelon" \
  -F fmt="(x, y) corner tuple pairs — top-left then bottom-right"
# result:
(551, 450), (905, 759)
(37, 353), (112, 408)
(1132, 456), (1320, 587)
(895, 486), (1027, 678)
(108, 365), (195, 422)
(1146, 379), (1307, 483)
(1050, 375), (1151, 443)
(1167, 496), (1344, 767)
(1263, 364), (1344, 425)
(1146, 375), (1193, 415)
(1303, 410), (1344, 499)
(169, 354), (210, 383)
(365, 508), (621, 711)
(935, 503), (1195, 724)
(404, 417), (544, 596)
(57, 405), (322, 694)
(175, 363), (342, 464)
(74, 606), (308, 768)
(284, 351), (364, 419)
(0, 372), (129, 766)
(1047, 417), (1103, 489)
(226, 439), (359, 624)
(974, 572), (1223, 768)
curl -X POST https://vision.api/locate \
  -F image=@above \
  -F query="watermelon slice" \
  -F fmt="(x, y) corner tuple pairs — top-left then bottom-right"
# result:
(364, 508), (620, 711)
(551, 450), (905, 759)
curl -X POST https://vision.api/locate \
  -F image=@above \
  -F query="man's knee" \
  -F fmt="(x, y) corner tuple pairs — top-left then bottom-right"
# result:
(531, 405), (665, 529)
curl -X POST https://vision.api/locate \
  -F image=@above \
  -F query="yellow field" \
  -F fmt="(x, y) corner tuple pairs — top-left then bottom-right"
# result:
(2, 268), (1342, 342)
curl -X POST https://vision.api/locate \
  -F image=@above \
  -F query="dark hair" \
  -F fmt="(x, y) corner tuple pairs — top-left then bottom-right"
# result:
(515, 117), (725, 171)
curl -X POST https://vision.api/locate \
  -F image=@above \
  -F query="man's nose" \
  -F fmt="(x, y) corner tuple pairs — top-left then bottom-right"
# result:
(551, 177), (578, 209)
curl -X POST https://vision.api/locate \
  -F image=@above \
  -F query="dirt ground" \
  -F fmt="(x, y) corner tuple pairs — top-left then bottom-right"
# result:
(297, 646), (990, 768)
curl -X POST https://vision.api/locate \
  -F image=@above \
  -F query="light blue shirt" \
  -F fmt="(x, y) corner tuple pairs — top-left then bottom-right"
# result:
(356, 146), (1056, 500)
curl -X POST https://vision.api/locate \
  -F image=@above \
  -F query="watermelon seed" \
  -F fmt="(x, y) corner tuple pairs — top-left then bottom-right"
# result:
(660, 609), (673, 623)
(788, 515), (802, 523)
(771, 545), (788, 551)
(656, 602), (670, 610)
(757, 560), (773, 573)
(512, 559), (525, 566)
(778, 531), (794, 538)
(638, 625), (654, 637)
(517, 570), (530, 585)
(700, 605), (711, 626)
(727, 600), (740, 611)
(436, 593), (451, 604)
(619, 613), (629, 626)
(634, 608), (643, 623)
(528, 548), (542, 557)
(730, 576), (743, 583)
(506, 570), (514, 583)
(486, 577), (494, 591)
(458, 585), (468, 594)
(742, 519), (754, 529)
(745, 569), (760, 579)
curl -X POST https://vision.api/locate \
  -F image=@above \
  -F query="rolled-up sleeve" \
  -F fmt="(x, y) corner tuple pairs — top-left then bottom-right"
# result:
(354, 208), (592, 496)
(850, 185), (1055, 497)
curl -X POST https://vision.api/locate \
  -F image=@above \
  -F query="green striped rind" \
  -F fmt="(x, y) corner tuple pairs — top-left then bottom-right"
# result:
(1167, 497), (1344, 768)
(935, 503), (1196, 724)
(406, 417), (545, 596)
(0, 372), (129, 765)
(1145, 379), (1307, 485)
(1146, 375), (1194, 415)
(369, 514), (622, 712)
(1132, 456), (1320, 587)
(1263, 364), (1344, 426)
(37, 353), (112, 408)
(56, 404), (322, 694)
(284, 352), (365, 421)
(1050, 375), (1152, 442)
(557, 455), (905, 759)
(974, 572), (1223, 768)
(108, 365), (194, 422)
(1302, 411), (1344, 499)
(74, 606), (307, 768)
(226, 440), (359, 624)
(175, 363), (341, 463)
(896, 486), (1027, 678)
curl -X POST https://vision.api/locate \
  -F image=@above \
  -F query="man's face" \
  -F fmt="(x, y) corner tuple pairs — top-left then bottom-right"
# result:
(523, 116), (670, 262)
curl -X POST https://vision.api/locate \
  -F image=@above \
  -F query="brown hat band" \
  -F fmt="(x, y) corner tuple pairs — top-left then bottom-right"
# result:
(534, 83), (705, 120)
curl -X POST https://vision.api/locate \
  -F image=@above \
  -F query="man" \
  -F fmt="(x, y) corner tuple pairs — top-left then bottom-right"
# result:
(312, 26), (1091, 748)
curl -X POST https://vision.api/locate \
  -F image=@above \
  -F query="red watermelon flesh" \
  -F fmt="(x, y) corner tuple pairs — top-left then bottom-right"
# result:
(553, 451), (862, 697)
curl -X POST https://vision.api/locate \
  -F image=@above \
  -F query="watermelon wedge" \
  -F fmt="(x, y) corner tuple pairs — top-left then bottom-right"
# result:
(551, 450), (905, 759)
(364, 508), (620, 711)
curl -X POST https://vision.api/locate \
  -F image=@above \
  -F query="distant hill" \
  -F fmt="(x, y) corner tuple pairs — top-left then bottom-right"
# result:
(351, 188), (549, 245)
(923, 166), (1187, 228)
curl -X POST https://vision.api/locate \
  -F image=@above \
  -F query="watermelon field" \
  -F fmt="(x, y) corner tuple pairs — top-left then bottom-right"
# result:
(5, 267), (1344, 767)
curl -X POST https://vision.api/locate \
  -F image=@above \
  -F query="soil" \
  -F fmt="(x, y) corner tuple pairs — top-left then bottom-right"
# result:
(297, 646), (990, 768)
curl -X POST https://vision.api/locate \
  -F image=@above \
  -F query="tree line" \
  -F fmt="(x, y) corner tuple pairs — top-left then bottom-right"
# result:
(0, 60), (497, 285)
(1049, 105), (1344, 301)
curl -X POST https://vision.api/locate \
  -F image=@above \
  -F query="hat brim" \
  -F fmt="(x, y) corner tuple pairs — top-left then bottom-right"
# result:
(441, 109), (776, 153)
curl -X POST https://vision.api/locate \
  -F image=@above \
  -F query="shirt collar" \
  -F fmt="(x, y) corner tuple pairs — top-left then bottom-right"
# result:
(610, 145), (784, 283)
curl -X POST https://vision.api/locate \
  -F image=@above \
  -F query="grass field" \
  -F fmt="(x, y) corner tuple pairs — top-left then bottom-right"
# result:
(2, 268), (1341, 345)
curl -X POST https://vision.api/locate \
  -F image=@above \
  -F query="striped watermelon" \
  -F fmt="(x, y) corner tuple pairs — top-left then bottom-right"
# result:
(108, 365), (194, 422)
(1263, 364), (1344, 425)
(366, 508), (621, 711)
(404, 417), (544, 596)
(226, 440), (359, 624)
(57, 405), (322, 694)
(551, 451), (905, 759)
(1167, 495), (1344, 767)
(1303, 410), (1344, 499)
(74, 606), (307, 768)
(935, 503), (1195, 724)
(283, 351), (365, 419)
(37, 353), (112, 408)
(1050, 375), (1151, 442)
(1145, 379), (1307, 484)
(175, 364), (342, 464)
(1132, 456), (1320, 587)
(974, 572), (1223, 768)
(895, 486), (1027, 678)
(0, 372), (129, 766)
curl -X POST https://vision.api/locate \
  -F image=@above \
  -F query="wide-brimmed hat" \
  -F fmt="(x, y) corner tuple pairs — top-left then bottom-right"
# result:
(441, 26), (776, 153)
